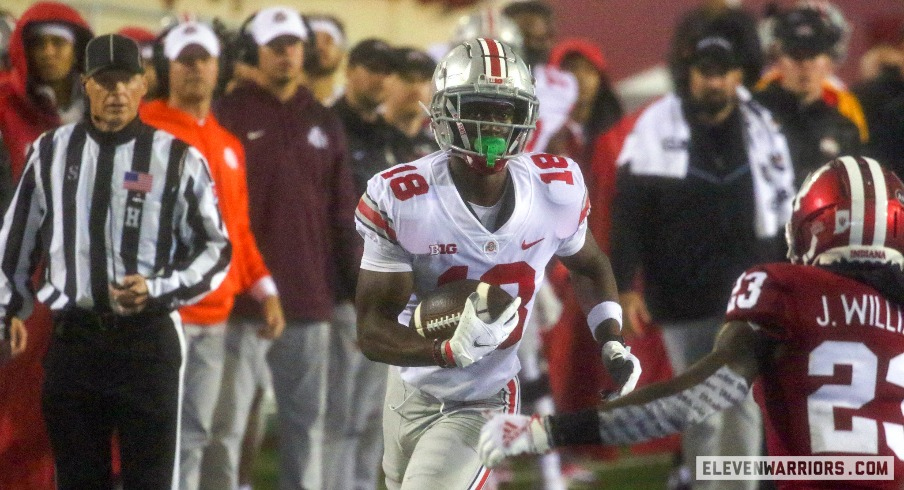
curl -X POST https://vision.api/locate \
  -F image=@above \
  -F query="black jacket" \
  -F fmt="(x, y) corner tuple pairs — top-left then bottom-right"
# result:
(755, 81), (861, 186)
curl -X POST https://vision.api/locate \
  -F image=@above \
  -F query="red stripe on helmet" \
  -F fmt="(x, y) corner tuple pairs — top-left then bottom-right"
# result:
(483, 37), (503, 79)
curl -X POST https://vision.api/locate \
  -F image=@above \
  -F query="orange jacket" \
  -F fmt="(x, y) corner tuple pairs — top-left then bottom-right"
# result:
(140, 100), (275, 325)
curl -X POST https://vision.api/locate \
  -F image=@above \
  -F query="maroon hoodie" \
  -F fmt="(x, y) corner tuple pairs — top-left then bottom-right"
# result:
(0, 2), (92, 180)
(215, 82), (359, 322)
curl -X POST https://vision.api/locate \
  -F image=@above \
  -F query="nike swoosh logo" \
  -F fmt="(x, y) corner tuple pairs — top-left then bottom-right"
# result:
(247, 130), (265, 141)
(521, 238), (544, 250)
(473, 339), (496, 348)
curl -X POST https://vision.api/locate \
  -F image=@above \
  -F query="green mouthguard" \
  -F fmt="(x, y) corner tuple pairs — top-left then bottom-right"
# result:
(474, 137), (507, 168)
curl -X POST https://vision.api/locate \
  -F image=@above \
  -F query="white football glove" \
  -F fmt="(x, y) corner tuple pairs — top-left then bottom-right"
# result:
(478, 413), (551, 468)
(601, 341), (642, 400)
(444, 293), (520, 368)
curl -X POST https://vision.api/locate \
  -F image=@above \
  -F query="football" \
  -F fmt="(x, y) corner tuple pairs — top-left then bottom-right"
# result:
(410, 280), (515, 340)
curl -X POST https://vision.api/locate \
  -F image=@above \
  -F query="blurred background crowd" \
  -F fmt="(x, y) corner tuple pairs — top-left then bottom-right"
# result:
(3, 0), (904, 489)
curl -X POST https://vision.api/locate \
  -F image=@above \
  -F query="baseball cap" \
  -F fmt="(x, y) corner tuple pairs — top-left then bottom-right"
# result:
(348, 38), (395, 73)
(392, 47), (437, 81)
(163, 21), (220, 60)
(247, 7), (308, 46)
(774, 7), (841, 59)
(689, 36), (741, 73)
(84, 34), (143, 78)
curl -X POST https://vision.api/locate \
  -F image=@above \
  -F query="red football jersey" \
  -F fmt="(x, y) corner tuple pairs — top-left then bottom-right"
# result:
(725, 263), (904, 489)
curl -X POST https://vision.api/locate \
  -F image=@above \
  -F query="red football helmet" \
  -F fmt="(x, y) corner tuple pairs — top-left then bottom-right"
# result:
(786, 156), (904, 266)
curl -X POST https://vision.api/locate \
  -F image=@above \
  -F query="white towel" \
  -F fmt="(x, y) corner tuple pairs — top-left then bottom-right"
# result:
(617, 87), (794, 238)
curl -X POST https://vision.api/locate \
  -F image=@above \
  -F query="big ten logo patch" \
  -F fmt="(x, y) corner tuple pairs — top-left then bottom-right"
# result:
(429, 243), (458, 255)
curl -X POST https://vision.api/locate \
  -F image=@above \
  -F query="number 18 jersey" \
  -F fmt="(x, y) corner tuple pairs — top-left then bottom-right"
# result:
(355, 151), (590, 401)
(725, 263), (904, 486)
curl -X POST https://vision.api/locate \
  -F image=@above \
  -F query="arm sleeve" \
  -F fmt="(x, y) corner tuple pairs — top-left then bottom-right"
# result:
(609, 165), (652, 291)
(355, 179), (411, 272)
(0, 140), (47, 321)
(556, 187), (590, 257)
(146, 148), (232, 309)
(359, 232), (412, 273)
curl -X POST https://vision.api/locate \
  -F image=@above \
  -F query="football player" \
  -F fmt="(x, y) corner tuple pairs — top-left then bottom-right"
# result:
(354, 38), (639, 488)
(479, 156), (904, 489)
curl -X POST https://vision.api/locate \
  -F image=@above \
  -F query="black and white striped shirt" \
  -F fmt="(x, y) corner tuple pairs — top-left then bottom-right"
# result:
(0, 118), (231, 320)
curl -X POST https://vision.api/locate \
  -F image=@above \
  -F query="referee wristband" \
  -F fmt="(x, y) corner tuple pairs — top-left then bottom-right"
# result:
(587, 301), (622, 341)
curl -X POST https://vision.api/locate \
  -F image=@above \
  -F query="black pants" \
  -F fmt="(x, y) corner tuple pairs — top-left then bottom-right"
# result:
(42, 309), (182, 489)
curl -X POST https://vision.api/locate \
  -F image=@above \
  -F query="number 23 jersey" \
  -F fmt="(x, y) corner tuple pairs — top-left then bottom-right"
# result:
(725, 263), (904, 482)
(355, 151), (590, 401)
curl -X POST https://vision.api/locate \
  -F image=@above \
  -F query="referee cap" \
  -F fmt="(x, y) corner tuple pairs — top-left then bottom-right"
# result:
(84, 34), (144, 78)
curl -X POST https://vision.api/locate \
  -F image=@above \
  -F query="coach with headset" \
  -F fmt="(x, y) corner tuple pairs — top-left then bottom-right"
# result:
(205, 7), (358, 490)
(0, 33), (230, 488)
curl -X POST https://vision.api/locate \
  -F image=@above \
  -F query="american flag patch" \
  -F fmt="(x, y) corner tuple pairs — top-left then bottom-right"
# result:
(123, 171), (153, 193)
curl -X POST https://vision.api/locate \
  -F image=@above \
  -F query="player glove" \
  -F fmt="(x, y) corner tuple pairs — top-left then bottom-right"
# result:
(478, 414), (551, 467)
(601, 340), (641, 400)
(444, 293), (521, 368)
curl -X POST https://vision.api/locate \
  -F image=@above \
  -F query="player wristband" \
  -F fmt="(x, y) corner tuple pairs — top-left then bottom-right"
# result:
(587, 301), (622, 341)
(433, 338), (454, 368)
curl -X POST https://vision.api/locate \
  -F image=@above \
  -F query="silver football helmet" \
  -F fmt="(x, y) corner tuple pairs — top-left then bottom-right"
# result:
(452, 8), (524, 53)
(430, 38), (538, 174)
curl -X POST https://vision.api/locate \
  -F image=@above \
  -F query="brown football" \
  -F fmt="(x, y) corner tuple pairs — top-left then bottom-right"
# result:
(410, 279), (515, 340)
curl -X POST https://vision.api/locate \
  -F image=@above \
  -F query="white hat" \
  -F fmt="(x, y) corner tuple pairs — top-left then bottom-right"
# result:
(163, 21), (220, 60)
(248, 7), (308, 46)
(309, 18), (345, 48)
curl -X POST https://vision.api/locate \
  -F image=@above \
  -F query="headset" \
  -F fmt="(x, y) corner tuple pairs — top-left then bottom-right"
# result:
(234, 12), (259, 66)
(150, 24), (176, 99)
(300, 14), (320, 74)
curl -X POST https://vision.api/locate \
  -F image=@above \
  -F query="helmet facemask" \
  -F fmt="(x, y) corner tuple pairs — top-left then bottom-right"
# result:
(433, 90), (535, 174)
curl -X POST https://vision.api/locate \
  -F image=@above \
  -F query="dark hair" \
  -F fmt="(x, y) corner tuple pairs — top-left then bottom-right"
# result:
(502, 1), (553, 19)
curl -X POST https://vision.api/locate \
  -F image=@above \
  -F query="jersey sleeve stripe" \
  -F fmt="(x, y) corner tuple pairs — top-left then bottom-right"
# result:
(579, 192), (591, 225)
(355, 195), (398, 242)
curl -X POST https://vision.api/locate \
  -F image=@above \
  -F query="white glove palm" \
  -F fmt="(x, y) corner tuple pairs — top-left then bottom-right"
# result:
(602, 341), (641, 400)
(478, 414), (551, 467)
(445, 293), (521, 368)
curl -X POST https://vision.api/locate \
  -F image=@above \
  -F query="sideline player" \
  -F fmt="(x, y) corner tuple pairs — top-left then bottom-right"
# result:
(354, 38), (639, 489)
(479, 156), (904, 489)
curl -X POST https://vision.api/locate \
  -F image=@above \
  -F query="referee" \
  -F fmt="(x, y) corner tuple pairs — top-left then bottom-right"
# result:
(0, 34), (230, 489)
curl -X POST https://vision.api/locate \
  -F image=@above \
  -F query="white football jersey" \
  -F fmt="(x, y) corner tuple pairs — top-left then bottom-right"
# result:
(356, 150), (590, 401)
(525, 64), (578, 154)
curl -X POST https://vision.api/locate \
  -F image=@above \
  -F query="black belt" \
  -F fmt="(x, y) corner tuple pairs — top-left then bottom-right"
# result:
(54, 307), (166, 332)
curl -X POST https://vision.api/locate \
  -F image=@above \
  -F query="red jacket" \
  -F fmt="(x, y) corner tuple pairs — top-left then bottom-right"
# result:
(0, 2), (92, 180)
(0, 5), (92, 488)
(140, 100), (275, 325)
